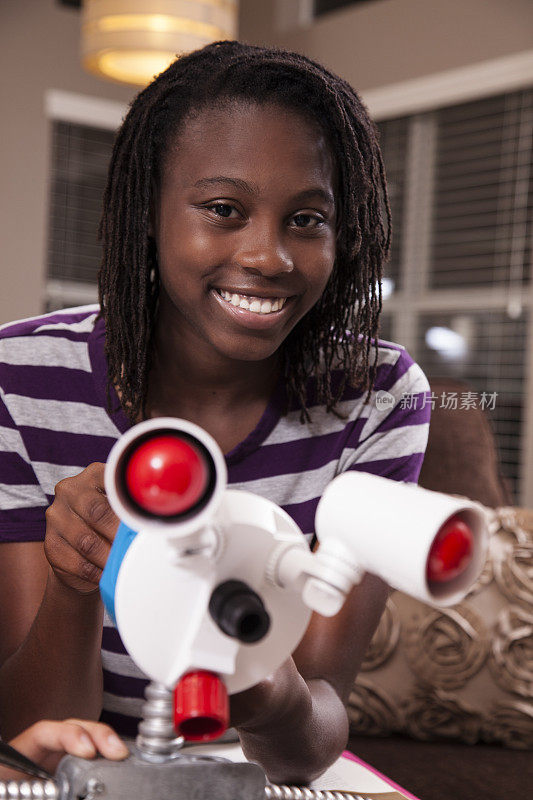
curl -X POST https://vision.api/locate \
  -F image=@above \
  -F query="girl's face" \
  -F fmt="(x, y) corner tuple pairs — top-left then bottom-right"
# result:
(152, 100), (337, 365)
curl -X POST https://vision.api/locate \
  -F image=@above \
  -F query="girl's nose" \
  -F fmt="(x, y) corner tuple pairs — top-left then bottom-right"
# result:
(235, 224), (294, 277)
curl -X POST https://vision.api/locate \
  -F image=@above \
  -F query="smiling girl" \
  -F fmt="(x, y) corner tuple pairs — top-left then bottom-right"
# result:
(0, 41), (430, 783)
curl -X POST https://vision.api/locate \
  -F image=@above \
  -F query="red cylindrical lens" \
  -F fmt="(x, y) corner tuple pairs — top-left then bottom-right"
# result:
(124, 435), (208, 516)
(426, 516), (474, 584)
(173, 671), (229, 742)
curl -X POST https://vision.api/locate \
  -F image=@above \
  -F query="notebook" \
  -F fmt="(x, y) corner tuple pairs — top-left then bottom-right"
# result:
(184, 741), (421, 799)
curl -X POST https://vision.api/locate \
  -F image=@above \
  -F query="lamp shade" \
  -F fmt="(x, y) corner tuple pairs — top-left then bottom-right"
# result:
(81, 0), (239, 86)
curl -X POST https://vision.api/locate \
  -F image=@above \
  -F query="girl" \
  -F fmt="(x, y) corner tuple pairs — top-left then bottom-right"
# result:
(0, 41), (430, 783)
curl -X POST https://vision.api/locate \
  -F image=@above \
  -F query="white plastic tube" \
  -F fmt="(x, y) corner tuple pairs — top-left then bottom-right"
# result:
(315, 472), (488, 606)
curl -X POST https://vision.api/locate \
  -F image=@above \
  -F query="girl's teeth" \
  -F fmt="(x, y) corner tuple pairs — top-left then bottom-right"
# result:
(217, 289), (287, 314)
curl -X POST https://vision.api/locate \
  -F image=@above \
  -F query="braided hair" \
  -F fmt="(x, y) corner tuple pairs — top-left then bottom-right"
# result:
(98, 40), (391, 422)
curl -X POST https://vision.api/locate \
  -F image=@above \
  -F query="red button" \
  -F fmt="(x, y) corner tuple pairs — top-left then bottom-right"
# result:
(427, 517), (473, 583)
(174, 671), (229, 742)
(125, 435), (208, 516)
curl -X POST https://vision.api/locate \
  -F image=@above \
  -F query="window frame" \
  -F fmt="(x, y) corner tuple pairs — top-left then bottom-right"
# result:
(44, 90), (127, 311)
(363, 51), (533, 506)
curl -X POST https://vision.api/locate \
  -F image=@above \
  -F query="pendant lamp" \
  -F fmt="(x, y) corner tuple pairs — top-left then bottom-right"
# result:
(81, 0), (239, 87)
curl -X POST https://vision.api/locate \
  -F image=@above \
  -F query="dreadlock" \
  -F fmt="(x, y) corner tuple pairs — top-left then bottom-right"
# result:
(98, 40), (391, 423)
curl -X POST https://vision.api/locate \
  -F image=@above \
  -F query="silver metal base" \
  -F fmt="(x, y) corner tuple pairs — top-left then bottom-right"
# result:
(55, 753), (266, 800)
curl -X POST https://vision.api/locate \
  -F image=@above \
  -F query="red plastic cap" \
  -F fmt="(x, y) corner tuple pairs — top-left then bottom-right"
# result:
(124, 435), (209, 516)
(427, 516), (474, 584)
(173, 671), (229, 742)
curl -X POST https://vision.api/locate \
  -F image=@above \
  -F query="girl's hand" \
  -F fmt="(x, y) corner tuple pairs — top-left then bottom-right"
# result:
(7, 719), (129, 775)
(44, 463), (120, 594)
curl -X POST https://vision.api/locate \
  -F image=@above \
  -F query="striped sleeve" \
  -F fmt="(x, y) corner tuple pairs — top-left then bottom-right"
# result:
(341, 348), (431, 483)
(0, 388), (48, 541)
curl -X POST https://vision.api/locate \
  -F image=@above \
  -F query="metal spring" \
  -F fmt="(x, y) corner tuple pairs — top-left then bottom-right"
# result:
(136, 681), (183, 758)
(0, 779), (369, 799)
(0, 781), (58, 799)
(265, 786), (370, 800)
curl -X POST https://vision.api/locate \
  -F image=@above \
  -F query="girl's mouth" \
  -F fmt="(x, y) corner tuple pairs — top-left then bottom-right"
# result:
(215, 289), (288, 315)
(210, 288), (295, 331)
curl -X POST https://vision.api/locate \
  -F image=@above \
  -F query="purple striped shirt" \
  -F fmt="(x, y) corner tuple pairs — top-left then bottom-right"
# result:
(0, 306), (430, 735)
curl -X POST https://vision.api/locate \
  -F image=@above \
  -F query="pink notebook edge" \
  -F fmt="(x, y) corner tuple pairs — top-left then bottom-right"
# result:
(341, 750), (421, 800)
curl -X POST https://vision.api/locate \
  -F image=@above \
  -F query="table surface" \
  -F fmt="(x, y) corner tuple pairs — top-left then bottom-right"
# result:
(348, 734), (533, 800)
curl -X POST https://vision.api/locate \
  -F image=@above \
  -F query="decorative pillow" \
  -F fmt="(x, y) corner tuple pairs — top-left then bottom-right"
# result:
(348, 506), (533, 749)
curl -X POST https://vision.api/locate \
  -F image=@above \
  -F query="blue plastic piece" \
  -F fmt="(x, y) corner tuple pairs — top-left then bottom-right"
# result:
(100, 521), (139, 625)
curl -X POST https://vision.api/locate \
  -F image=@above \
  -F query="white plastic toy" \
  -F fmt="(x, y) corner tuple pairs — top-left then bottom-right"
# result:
(101, 417), (488, 743)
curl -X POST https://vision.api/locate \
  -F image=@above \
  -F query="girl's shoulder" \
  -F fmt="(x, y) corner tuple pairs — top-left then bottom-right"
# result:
(0, 304), (102, 384)
(371, 338), (429, 396)
(326, 336), (429, 403)
(0, 304), (100, 342)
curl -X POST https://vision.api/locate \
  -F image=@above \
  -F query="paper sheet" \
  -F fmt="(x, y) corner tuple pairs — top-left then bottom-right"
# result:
(184, 742), (418, 798)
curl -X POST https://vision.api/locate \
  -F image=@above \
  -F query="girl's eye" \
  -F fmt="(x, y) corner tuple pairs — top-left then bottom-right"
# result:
(209, 203), (238, 218)
(291, 213), (322, 229)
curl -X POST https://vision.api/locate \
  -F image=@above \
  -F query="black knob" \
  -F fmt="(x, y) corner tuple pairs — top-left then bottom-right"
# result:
(209, 580), (271, 644)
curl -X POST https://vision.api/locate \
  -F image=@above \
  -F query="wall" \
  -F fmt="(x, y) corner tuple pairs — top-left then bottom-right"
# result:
(0, 0), (133, 325)
(239, 0), (533, 92)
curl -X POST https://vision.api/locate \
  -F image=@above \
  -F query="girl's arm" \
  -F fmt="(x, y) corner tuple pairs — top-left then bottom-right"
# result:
(231, 571), (388, 785)
(0, 464), (119, 740)
(0, 560), (105, 740)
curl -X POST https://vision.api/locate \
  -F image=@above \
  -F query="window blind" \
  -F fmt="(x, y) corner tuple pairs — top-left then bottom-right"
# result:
(47, 120), (115, 286)
(430, 89), (533, 289)
(417, 310), (527, 497)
